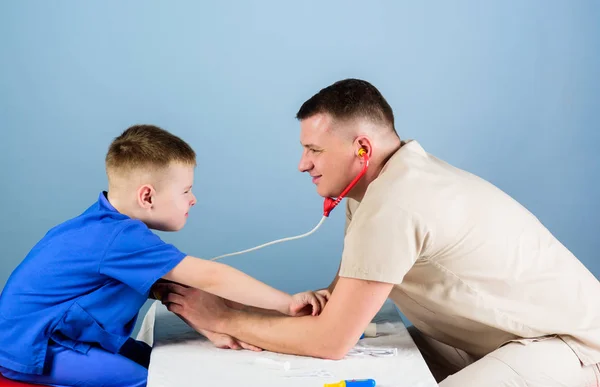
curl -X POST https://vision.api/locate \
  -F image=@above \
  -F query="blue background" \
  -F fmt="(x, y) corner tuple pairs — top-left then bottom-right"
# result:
(1, 1), (598, 334)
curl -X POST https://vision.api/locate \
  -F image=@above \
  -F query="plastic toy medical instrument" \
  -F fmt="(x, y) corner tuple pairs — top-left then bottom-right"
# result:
(324, 379), (376, 387)
(210, 149), (370, 261)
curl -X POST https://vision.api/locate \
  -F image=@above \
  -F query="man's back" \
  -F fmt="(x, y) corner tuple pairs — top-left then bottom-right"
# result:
(343, 139), (600, 365)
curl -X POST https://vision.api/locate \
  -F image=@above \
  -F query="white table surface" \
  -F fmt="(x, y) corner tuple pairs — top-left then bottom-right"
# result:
(137, 299), (437, 387)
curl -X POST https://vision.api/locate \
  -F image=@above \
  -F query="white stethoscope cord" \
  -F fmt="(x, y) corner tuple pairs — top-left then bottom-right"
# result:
(207, 152), (369, 262)
(209, 216), (327, 261)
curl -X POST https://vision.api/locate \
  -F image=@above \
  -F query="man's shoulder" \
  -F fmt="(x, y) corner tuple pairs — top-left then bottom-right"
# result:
(371, 140), (488, 203)
(349, 141), (477, 228)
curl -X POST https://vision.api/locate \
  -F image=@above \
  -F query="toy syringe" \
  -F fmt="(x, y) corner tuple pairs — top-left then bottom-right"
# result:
(325, 379), (376, 387)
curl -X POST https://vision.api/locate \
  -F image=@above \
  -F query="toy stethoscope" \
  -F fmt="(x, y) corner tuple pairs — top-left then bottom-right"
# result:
(210, 148), (370, 261)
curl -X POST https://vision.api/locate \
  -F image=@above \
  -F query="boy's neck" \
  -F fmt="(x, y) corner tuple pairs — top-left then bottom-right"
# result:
(106, 190), (139, 220)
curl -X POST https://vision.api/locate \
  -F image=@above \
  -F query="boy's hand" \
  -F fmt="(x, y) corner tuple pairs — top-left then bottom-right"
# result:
(287, 289), (331, 317)
(150, 279), (183, 301)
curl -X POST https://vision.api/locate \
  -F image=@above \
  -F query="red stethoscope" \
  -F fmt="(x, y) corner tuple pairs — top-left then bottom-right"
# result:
(210, 148), (370, 261)
(322, 147), (369, 217)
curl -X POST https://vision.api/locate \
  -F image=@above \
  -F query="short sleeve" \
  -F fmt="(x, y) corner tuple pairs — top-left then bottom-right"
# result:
(100, 220), (187, 295)
(344, 198), (360, 236)
(339, 197), (425, 285)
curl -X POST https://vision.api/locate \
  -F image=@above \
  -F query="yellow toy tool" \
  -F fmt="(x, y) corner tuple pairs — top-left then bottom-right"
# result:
(324, 379), (376, 387)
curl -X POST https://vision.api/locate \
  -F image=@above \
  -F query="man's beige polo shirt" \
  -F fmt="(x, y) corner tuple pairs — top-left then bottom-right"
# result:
(339, 140), (600, 366)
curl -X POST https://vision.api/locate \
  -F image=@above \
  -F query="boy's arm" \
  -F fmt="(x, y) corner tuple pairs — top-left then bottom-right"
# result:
(162, 256), (320, 316)
(152, 279), (284, 315)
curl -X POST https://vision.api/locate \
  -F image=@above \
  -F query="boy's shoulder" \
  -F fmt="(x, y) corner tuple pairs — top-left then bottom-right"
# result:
(76, 192), (171, 256)
(42, 191), (132, 240)
(6, 191), (166, 287)
(28, 192), (157, 266)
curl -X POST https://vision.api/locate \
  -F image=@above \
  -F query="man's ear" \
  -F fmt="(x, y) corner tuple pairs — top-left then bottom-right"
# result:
(137, 184), (155, 210)
(354, 136), (373, 160)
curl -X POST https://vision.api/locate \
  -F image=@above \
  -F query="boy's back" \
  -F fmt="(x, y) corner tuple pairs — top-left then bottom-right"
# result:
(0, 190), (186, 375)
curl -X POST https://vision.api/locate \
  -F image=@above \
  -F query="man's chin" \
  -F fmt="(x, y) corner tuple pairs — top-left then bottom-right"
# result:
(315, 185), (326, 197)
(316, 186), (340, 199)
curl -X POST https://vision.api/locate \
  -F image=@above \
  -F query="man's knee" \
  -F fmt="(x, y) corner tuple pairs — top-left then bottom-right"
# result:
(439, 352), (525, 387)
(408, 326), (475, 383)
(440, 338), (597, 387)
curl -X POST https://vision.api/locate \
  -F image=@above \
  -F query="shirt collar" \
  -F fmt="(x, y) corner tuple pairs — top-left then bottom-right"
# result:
(98, 191), (118, 213)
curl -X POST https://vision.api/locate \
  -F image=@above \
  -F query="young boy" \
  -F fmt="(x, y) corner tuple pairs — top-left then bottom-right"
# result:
(0, 125), (328, 387)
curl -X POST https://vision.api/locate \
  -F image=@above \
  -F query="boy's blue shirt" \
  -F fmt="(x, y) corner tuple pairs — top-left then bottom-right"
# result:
(0, 192), (187, 375)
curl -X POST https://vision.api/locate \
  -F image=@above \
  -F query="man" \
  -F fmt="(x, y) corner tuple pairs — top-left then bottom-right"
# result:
(163, 79), (600, 386)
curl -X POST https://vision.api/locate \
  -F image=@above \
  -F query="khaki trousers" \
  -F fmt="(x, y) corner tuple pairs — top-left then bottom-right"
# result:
(408, 326), (600, 387)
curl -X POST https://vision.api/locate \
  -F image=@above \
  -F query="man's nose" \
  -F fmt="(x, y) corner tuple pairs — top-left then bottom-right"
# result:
(298, 154), (313, 173)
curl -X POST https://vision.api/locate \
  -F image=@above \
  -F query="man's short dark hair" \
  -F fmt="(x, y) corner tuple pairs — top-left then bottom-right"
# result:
(296, 78), (396, 132)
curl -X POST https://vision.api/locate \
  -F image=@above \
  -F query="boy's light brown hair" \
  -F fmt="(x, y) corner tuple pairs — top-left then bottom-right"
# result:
(105, 124), (196, 183)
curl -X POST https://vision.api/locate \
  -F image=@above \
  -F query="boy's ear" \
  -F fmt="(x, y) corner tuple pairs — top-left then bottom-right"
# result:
(137, 184), (155, 209)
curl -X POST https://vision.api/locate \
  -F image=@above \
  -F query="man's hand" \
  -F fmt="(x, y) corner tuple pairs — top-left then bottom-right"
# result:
(197, 328), (262, 352)
(288, 289), (331, 316)
(154, 282), (254, 349)
(158, 282), (231, 329)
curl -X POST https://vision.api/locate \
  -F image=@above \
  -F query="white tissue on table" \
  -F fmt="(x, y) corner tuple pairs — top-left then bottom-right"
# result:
(364, 322), (398, 337)
(347, 344), (399, 357)
(253, 357), (291, 371)
(282, 369), (334, 378)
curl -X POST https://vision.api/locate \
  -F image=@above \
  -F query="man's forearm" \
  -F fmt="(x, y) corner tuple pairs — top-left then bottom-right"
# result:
(225, 300), (284, 316)
(211, 277), (392, 360)
(216, 310), (346, 359)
